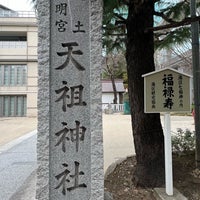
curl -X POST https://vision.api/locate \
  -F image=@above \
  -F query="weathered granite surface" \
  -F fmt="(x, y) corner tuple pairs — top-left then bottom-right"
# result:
(37, 0), (103, 199)
(36, 0), (50, 199)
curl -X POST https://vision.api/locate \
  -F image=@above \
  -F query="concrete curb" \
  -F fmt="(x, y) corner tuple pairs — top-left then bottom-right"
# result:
(104, 157), (126, 179)
(0, 130), (37, 154)
(104, 156), (133, 179)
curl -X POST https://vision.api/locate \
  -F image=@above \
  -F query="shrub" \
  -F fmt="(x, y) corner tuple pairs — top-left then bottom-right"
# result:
(172, 128), (195, 155)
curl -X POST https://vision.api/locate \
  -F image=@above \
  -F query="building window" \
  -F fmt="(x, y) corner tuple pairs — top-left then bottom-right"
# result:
(0, 41), (27, 48)
(0, 35), (27, 48)
(0, 95), (27, 117)
(0, 64), (27, 86)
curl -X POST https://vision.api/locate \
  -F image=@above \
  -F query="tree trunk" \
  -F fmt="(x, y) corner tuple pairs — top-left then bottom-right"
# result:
(126, 1), (165, 187)
(110, 75), (118, 104)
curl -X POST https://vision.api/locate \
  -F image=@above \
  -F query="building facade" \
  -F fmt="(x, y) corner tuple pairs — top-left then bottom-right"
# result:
(0, 5), (37, 117)
(102, 79), (125, 104)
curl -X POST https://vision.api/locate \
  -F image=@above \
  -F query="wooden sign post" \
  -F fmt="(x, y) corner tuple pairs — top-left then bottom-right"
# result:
(143, 68), (191, 196)
(164, 112), (173, 195)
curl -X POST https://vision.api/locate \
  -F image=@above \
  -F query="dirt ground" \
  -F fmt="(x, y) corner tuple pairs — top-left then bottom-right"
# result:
(105, 153), (200, 200)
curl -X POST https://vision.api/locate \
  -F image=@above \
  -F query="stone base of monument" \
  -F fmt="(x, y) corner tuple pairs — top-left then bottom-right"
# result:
(153, 188), (188, 200)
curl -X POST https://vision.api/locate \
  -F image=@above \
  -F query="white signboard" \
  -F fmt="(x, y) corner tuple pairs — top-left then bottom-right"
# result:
(143, 68), (192, 196)
(143, 68), (191, 113)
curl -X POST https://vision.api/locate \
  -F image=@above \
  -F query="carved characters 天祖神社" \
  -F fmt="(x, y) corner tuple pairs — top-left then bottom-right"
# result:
(55, 162), (87, 195)
(56, 42), (85, 71)
(55, 121), (86, 152)
(55, 81), (87, 112)
(53, 1), (89, 196)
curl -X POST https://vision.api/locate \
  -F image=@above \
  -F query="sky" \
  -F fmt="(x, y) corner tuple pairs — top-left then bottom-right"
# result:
(0, 0), (34, 11)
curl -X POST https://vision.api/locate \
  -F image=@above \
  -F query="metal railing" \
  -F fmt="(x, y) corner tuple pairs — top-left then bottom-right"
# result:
(0, 10), (36, 18)
(102, 103), (124, 113)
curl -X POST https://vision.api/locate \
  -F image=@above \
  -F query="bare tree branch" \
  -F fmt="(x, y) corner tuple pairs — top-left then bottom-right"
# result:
(146, 16), (200, 32)
(107, 33), (127, 36)
(154, 11), (176, 23)
(119, 0), (129, 5)
(114, 13), (127, 23)
(154, 31), (172, 38)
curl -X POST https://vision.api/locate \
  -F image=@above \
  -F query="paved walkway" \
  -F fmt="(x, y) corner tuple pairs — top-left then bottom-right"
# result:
(0, 114), (195, 171)
(0, 133), (37, 200)
(0, 114), (195, 199)
(103, 114), (195, 170)
(103, 114), (134, 170)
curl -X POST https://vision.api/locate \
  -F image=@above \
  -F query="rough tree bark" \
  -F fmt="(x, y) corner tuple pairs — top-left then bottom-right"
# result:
(126, 1), (165, 187)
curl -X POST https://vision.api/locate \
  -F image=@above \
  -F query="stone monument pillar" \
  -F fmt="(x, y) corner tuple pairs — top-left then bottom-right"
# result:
(36, 0), (104, 199)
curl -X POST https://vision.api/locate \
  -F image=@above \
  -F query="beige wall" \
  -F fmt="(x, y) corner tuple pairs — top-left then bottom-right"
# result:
(27, 62), (38, 117)
(0, 16), (38, 117)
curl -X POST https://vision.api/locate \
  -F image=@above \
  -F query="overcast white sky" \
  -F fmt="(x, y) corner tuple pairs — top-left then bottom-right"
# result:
(0, 0), (34, 11)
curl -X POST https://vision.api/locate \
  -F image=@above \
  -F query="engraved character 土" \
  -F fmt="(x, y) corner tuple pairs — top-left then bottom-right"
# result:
(55, 162), (87, 195)
(56, 42), (85, 71)
(55, 81), (87, 112)
(56, 3), (67, 16)
(73, 21), (85, 33)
